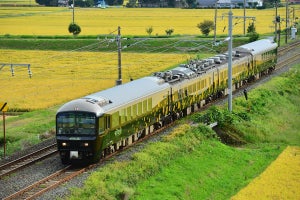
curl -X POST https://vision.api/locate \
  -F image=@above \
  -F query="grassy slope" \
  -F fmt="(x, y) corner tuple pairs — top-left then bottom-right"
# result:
(68, 65), (300, 199)
(0, 36), (247, 53)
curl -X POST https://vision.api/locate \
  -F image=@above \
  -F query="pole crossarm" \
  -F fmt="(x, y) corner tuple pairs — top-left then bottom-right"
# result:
(0, 63), (32, 78)
(221, 14), (256, 21)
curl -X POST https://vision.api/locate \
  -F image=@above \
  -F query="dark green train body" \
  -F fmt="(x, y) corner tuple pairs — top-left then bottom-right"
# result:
(56, 39), (277, 164)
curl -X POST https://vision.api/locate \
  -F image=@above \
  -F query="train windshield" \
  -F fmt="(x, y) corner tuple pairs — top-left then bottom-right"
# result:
(56, 112), (96, 135)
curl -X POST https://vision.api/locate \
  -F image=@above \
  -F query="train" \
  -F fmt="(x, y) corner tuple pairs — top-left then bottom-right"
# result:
(56, 38), (278, 164)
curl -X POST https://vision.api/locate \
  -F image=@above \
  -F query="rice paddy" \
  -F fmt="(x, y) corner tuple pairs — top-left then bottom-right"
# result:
(0, 7), (296, 36)
(0, 49), (191, 110)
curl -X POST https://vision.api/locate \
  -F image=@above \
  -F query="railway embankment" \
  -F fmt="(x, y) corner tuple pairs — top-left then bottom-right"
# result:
(60, 64), (300, 199)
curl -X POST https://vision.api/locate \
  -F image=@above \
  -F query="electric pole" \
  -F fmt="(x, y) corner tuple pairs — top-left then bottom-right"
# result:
(243, 0), (246, 35)
(285, 0), (289, 44)
(214, 2), (218, 44)
(228, 9), (233, 112)
(223, 6), (255, 112)
(72, 0), (75, 24)
(116, 26), (122, 86)
(275, 0), (278, 43)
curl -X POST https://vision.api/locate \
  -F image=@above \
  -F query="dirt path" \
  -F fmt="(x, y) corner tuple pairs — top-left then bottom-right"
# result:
(231, 146), (300, 199)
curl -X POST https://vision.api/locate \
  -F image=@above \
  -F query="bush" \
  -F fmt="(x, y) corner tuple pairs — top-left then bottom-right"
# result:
(146, 26), (153, 36)
(165, 28), (174, 36)
(68, 23), (81, 36)
(248, 32), (259, 42)
(197, 20), (214, 36)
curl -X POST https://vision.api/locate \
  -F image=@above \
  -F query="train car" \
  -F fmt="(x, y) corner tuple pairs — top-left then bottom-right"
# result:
(56, 38), (277, 164)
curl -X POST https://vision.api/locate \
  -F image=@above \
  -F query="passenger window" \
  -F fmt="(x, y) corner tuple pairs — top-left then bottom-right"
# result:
(147, 98), (152, 111)
(99, 117), (105, 133)
(138, 102), (142, 115)
(111, 112), (119, 128)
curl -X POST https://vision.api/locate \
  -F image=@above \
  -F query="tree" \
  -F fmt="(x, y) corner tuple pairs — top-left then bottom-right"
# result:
(35, 0), (57, 6)
(186, 0), (197, 8)
(247, 22), (259, 42)
(68, 23), (81, 36)
(126, 0), (137, 7)
(197, 20), (214, 36)
(146, 26), (153, 36)
(247, 22), (256, 33)
(165, 28), (174, 36)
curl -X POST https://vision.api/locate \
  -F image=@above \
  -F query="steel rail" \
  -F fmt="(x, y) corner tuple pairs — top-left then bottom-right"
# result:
(278, 40), (300, 56)
(277, 52), (300, 68)
(0, 143), (57, 179)
(3, 165), (87, 200)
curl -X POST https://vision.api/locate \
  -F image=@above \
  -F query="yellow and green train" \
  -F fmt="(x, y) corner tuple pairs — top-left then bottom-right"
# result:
(56, 38), (277, 164)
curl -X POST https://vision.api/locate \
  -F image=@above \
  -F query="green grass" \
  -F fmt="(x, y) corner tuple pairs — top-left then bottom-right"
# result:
(0, 106), (57, 156)
(0, 36), (249, 53)
(68, 64), (300, 200)
(68, 124), (283, 200)
(134, 142), (280, 200)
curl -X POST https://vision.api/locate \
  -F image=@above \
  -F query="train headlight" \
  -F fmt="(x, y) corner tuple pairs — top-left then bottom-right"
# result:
(84, 142), (89, 147)
(62, 142), (67, 147)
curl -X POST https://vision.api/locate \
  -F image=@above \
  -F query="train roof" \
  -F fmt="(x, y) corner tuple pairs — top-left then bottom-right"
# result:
(57, 39), (278, 117)
(57, 76), (170, 116)
(235, 38), (277, 55)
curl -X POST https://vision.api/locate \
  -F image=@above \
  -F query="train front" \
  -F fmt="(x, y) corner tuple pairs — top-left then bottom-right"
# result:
(56, 98), (104, 164)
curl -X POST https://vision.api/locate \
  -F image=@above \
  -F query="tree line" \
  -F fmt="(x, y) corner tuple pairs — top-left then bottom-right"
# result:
(36, 0), (283, 8)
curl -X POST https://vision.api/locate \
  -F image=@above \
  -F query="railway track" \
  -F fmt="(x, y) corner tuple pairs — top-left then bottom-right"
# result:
(3, 165), (86, 200)
(277, 52), (300, 68)
(0, 144), (57, 179)
(278, 40), (300, 57)
(2, 122), (173, 200)
(1, 39), (299, 200)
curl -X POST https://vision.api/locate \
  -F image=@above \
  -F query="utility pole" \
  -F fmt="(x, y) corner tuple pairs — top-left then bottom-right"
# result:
(228, 9), (233, 112)
(1, 102), (8, 158)
(223, 5), (255, 112)
(285, 0), (289, 44)
(243, 0), (246, 35)
(116, 26), (122, 86)
(275, 0), (278, 43)
(214, 2), (218, 44)
(72, 0), (75, 24)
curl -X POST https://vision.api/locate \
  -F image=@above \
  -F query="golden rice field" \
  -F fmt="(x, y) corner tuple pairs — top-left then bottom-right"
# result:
(0, 49), (191, 110)
(0, 0), (37, 6)
(231, 146), (300, 200)
(0, 6), (298, 36)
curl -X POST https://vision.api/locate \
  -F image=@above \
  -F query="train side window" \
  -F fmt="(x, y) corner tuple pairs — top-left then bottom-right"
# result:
(99, 115), (110, 134)
(147, 98), (152, 111)
(143, 100), (147, 113)
(127, 107), (132, 120)
(132, 104), (137, 117)
(120, 109), (126, 124)
(138, 102), (142, 115)
(106, 116), (110, 129)
(111, 111), (119, 128)
(99, 117), (105, 134)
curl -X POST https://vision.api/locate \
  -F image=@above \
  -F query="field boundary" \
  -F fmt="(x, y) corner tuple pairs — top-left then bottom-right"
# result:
(231, 146), (300, 199)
